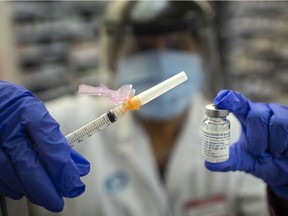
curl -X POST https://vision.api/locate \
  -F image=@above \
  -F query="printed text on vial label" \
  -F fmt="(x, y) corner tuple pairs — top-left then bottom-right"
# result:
(202, 128), (230, 158)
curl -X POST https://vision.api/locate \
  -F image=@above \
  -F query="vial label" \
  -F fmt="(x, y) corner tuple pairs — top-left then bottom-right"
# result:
(202, 127), (230, 163)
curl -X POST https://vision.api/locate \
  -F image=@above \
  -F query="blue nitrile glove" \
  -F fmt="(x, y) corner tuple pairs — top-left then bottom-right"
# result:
(0, 81), (90, 212)
(205, 90), (288, 201)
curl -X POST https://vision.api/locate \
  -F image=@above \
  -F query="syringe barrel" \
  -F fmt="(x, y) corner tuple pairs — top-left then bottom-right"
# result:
(66, 112), (113, 146)
(66, 105), (128, 147)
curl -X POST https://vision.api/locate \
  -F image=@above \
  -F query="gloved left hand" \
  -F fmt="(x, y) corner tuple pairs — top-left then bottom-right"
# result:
(0, 81), (90, 212)
(205, 90), (288, 201)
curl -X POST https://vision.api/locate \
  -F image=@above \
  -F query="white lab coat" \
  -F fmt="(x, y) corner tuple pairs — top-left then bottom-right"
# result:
(29, 94), (269, 216)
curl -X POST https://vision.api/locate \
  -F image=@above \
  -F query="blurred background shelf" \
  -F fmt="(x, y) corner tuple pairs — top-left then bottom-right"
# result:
(216, 1), (288, 103)
(0, 1), (107, 101)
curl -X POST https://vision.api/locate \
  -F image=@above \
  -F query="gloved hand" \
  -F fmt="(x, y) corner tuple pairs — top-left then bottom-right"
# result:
(205, 90), (288, 201)
(0, 81), (90, 212)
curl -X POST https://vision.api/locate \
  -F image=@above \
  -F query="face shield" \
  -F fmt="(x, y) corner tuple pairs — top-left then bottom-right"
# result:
(102, 0), (223, 101)
(117, 31), (200, 59)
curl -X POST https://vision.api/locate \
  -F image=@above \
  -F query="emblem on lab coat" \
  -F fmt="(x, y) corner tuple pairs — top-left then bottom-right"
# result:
(184, 195), (227, 216)
(104, 170), (129, 194)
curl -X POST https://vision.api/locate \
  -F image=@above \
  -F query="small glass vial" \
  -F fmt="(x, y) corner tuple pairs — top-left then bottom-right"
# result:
(202, 104), (230, 163)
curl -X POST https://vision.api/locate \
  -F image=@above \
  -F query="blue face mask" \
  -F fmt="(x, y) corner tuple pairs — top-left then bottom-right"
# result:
(117, 50), (204, 121)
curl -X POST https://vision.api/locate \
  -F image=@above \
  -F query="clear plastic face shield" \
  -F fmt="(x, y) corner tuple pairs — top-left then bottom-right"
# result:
(116, 31), (201, 60)
(102, 1), (223, 100)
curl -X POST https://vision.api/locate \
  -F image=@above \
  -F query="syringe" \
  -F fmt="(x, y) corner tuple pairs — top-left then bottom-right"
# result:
(66, 71), (188, 147)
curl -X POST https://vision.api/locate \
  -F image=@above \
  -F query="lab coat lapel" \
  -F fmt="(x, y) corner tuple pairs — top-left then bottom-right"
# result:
(165, 95), (206, 199)
(115, 112), (170, 214)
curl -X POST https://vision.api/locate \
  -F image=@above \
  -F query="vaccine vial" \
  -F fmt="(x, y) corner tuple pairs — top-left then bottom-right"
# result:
(202, 104), (230, 163)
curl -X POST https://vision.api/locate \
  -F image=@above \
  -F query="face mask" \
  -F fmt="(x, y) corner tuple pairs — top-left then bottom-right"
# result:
(116, 50), (204, 121)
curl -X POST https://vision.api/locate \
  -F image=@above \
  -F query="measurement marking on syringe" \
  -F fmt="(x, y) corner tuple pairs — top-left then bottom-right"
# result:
(70, 135), (77, 141)
(69, 137), (76, 143)
(75, 133), (81, 140)
(94, 123), (100, 130)
(96, 122), (102, 130)
(79, 131), (86, 138)
(91, 124), (97, 131)
(87, 126), (94, 134)
(77, 132), (83, 138)
(96, 120), (103, 127)
(104, 116), (111, 125)
(84, 128), (92, 137)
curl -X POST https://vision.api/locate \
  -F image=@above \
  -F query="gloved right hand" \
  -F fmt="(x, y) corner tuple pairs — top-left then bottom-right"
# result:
(0, 81), (90, 212)
(205, 90), (288, 201)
